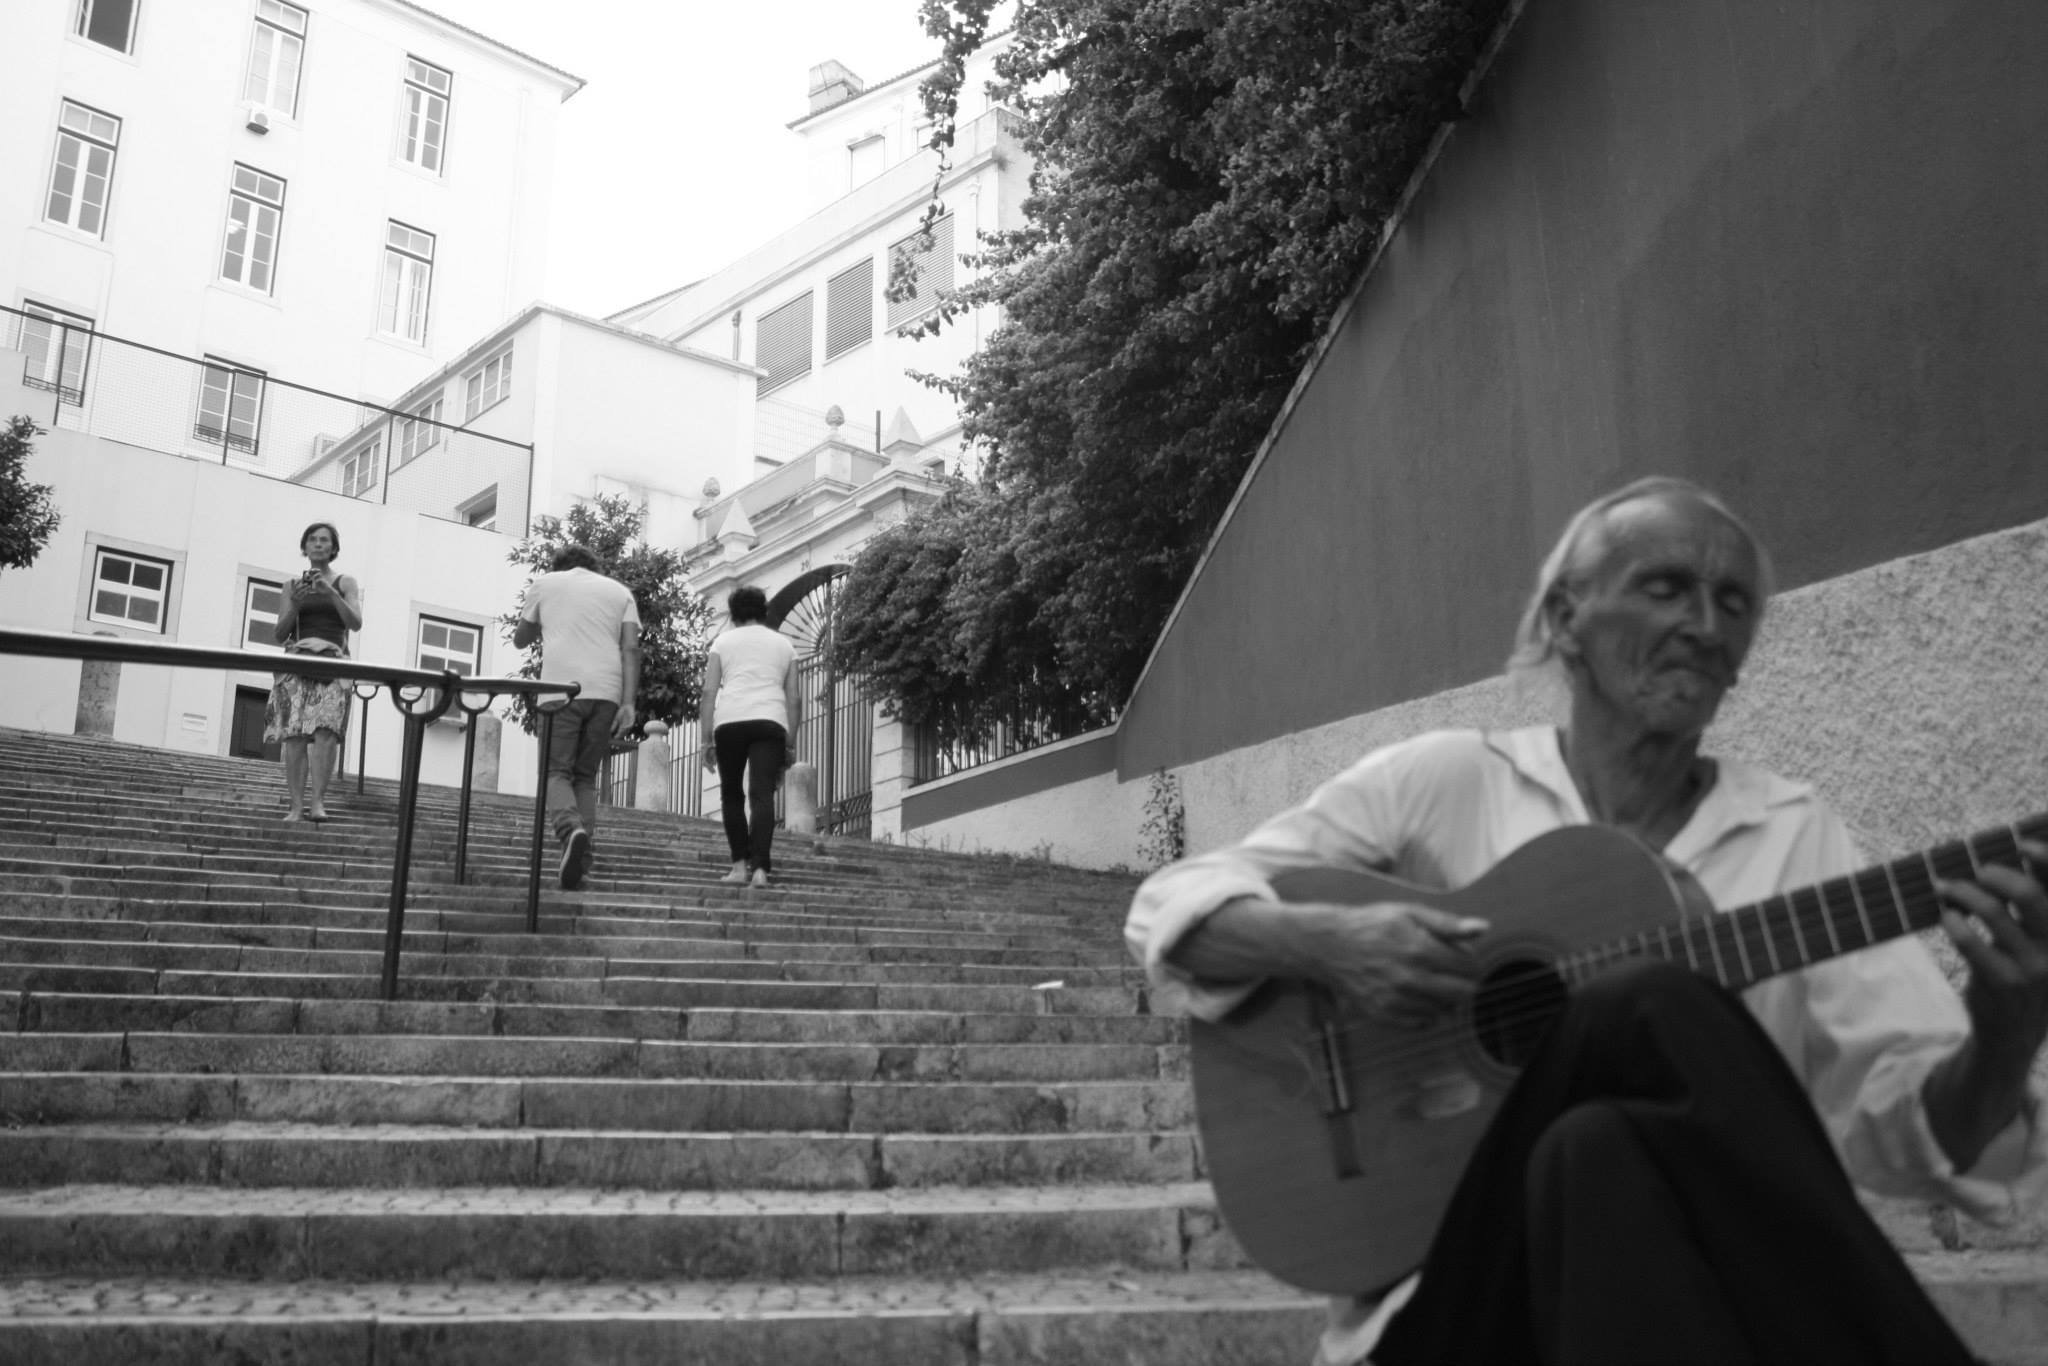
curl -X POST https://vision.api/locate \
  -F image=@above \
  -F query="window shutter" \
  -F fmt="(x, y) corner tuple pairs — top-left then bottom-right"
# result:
(825, 259), (874, 361)
(755, 292), (814, 395)
(887, 214), (954, 330)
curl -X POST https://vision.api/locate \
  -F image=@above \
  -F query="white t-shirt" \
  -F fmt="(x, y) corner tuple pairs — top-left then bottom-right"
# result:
(710, 623), (796, 730)
(519, 567), (640, 705)
(1127, 727), (2048, 1365)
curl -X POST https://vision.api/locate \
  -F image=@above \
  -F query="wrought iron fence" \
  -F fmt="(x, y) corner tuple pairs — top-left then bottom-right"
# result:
(910, 697), (1111, 784)
(790, 657), (872, 838)
(1, 303), (534, 536)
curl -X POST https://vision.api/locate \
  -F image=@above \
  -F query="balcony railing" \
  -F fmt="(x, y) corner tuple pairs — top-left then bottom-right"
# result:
(0, 303), (535, 537)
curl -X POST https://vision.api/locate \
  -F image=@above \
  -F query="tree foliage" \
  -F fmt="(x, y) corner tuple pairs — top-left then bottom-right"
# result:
(499, 493), (718, 736)
(0, 416), (61, 579)
(838, 0), (1508, 728)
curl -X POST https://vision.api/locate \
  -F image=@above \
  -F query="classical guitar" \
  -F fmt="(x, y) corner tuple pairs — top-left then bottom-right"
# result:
(1189, 815), (2047, 1296)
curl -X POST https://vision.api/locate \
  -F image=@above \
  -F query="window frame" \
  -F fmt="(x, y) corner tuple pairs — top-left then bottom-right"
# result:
(45, 100), (121, 239)
(243, 0), (308, 117)
(415, 613), (481, 677)
(340, 440), (381, 499)
(74, 0), (139, 53)
(377, 220), (435, 345)
(397, 56), (453, 175)
(194, 356), (267, 456)
(219, 163), (286, 295)
(456, 485), (498, 532)
(463, 346), (512, 420)
(847, 133), (885, 189)
(394, 396), (443, 468)
(824, 258), (875, 362)
(241, 575), (285, 651)
(18, 301), (95, 406)
(88, 546), (174, 633)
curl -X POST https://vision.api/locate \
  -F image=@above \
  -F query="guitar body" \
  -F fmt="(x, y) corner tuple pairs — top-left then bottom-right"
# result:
(1190, 824), (1707, 1296)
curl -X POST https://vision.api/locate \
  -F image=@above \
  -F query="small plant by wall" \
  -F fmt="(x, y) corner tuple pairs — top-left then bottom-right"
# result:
(1138, 767), (1186, 870)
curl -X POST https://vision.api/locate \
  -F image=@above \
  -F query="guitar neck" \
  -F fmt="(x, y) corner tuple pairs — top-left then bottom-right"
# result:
(1565, 812), (2048, 992)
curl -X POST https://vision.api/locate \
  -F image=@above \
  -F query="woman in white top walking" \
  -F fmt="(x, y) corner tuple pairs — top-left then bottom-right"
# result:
(699, 586), (800, 887)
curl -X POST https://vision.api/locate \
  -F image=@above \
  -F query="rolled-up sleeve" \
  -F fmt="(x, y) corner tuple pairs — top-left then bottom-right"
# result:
(1125, 736), (1442, 1021)
(1769, 809), (2048, 1222)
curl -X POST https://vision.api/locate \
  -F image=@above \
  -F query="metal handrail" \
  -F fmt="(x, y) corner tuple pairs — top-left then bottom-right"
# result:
(0, 627), (577, 1000)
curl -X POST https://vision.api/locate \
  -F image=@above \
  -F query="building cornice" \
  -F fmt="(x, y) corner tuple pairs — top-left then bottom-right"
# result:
(371, 0), (587, 99)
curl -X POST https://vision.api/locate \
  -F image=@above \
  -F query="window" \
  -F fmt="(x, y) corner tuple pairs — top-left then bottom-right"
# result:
(75, 0), (137, 53)
(90, 548), (172, 631)
(458, 486), (498, 532)
(825, 259), (873, 361)
(378, 221), (434, 344)
(398, 57), (452, 173)
(755, 292), (813, 396)
(887, 213), (955, 330)
(45, 101), (120, 237)
(195, 357), (265, 454)
(243, 577), (283, 649)
(340, 442), (380, 498)
(416, 616), (479, 676)
(220, 164), (285, 293)
(464, 347), (511, 419)
(395, 397), (442, 467)
(19, 302), (94, 405)
(848, 134), (885, 189)
(243, 1), (307, 116)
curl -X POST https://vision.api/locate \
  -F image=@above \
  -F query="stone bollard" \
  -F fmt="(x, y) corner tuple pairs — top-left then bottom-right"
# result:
(74, 632), (121, 738)
(635, 721), (672, 812)
(784, 761), (820, 834)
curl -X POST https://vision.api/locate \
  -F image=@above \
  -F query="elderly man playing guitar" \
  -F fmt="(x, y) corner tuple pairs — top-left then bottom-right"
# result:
(1128, 476), (2048, 1365)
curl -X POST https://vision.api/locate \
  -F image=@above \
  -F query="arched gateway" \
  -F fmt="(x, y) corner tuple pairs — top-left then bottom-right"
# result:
(766, 565), (872, 838)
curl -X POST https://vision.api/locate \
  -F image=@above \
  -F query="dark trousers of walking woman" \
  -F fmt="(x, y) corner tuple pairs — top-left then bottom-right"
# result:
(1373, 962), (1980, 1366)
(715, 720), (786, 873)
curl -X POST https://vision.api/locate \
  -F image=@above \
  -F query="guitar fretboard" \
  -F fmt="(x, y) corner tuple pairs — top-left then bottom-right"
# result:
(1560, 813), (2048, 991)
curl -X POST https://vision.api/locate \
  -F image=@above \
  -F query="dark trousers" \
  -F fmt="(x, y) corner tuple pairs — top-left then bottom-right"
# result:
(1374, 962), (1977, 1366)
(543, 699), (618, 845)
(714, 720), (785, 872)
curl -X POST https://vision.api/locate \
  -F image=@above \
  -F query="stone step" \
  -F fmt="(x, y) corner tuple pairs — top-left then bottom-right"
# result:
(0, 1032), (1182, 1083)
(0, 1182), (1238, 1281)
(0, 1072), (1193, 1133)
(0, 1121), (1201, 1190)
(0, 1269), (1328, 1366)
(0, 966), (1144, 1014)
(7, 993), (1185, 1044)
(0, 935), (1138, 986)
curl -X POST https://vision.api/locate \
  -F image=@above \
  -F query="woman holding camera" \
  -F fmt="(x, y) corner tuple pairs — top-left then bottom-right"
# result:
(268, 521), (362, 822)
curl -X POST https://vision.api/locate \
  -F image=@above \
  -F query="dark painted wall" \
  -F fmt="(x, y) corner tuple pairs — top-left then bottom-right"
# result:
(1116, 0), (2048, 778)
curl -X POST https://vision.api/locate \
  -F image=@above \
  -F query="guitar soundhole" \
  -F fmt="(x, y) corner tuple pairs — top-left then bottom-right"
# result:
(1473, 957), (1569, 1068)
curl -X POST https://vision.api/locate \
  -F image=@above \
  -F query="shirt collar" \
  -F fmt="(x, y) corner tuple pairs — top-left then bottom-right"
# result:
(1484, 724), (1813, 852)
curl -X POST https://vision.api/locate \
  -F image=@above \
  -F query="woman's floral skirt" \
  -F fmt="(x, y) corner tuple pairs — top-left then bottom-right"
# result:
(265, 671), (351, 742)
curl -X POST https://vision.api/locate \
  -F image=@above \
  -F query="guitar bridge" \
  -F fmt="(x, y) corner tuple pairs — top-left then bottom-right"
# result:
(1307, 987), (1363, 1178)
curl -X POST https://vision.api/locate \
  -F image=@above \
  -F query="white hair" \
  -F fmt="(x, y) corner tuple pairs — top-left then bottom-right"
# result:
(1506, 476), (1777, 677)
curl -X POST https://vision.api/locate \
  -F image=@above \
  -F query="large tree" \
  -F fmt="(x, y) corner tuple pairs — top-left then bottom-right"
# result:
(835, 0), (1508, 731)
(499, 493), (718, 735)
(0, 416), (61, 580)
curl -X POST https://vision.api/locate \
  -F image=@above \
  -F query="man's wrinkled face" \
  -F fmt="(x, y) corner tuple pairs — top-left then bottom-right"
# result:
(1553, 496), (1763, 739)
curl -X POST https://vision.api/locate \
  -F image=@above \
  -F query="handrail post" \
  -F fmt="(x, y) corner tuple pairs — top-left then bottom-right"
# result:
(352, 681), (379, 795)
(527, 703), (556, 932)
(380, 679), (455, 1001)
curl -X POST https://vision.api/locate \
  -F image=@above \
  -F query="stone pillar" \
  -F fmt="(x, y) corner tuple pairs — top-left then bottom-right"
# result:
(74, 634), (121, 738)
(868, 715), (914, 842)
(635, 721), (672, 812)
(784, 761), (820, 834)
(471, 712), (503, 793)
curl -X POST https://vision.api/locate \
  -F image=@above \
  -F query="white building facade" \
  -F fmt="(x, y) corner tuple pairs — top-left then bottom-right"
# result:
(0, 0), (582, 413)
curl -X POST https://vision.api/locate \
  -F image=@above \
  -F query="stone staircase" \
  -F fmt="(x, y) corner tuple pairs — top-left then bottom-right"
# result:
(0, 727), (2041, 1363)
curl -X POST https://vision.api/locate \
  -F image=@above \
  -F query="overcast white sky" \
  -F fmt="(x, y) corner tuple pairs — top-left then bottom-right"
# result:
(415, 0), (941, 319)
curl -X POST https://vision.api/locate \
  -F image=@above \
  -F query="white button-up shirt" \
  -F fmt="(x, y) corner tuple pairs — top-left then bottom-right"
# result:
(1126, 727), (2047, 1365)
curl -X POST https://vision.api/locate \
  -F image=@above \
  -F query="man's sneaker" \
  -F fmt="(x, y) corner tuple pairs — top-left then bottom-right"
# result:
(560, 829), (592, 890)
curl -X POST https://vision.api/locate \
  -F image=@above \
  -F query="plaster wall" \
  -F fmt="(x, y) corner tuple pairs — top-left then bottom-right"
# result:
(0, 0), (574, 405)
(890, 517), (2048, 874)
(1117, 0), (2048, 778)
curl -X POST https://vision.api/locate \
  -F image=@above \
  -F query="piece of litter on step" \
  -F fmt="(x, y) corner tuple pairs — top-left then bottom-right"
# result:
(1031, 980), (1065, 991)
(1031, 979), (1063, 1014)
